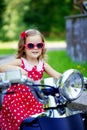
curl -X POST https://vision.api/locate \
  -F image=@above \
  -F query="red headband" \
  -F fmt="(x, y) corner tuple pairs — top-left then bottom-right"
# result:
(20, 31), (26, 39)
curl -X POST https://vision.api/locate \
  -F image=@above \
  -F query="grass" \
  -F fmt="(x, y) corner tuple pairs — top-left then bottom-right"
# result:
(0, 48), (16, 55)
(0, 41), (17, 55)
(44, 50), (87, 78)
(0, 41), (87, 78)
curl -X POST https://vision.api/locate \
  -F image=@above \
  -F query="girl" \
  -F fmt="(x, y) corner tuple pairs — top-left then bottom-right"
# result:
(0, 29), (61, 130)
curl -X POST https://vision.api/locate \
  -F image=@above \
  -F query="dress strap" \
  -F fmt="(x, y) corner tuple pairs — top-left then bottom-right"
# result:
(21, 57), (25, 69)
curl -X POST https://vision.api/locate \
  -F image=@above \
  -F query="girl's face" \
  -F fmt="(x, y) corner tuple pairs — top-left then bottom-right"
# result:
(25, 35), (44, 60)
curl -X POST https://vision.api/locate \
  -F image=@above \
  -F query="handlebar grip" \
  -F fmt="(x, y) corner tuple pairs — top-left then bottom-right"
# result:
(42, 87), (57, 96)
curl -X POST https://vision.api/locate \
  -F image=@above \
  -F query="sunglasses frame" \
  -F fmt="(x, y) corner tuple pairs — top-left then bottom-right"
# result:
(24, 42), (44, 49)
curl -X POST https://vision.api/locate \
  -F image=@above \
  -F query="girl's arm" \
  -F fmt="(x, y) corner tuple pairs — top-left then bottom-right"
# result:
(44, 62), (62, 78)
(0, 59), (28, 76)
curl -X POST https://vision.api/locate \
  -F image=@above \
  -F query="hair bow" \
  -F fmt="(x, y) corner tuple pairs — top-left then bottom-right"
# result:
(20, 31), (26, 39)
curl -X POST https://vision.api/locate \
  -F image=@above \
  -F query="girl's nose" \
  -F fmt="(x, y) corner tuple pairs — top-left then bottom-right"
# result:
(34, 45), (38, 49)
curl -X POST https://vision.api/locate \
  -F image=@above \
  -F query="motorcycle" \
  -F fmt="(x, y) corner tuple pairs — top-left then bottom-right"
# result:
(0, 69), (87, 130)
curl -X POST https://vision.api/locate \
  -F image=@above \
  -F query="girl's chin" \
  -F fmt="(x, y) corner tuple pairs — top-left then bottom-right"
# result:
(31, 55), (40, 59)
(31, 53), (41, 58)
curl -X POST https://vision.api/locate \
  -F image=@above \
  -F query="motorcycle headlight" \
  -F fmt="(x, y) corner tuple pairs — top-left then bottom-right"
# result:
(58, 69), (84, 101)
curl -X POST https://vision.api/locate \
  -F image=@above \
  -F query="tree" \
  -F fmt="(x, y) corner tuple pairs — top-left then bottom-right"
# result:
(0, 0), (29, 41)
(23, 0), (73, 37)
(0, 0), (6, 28)
(0, 0), (75, 41)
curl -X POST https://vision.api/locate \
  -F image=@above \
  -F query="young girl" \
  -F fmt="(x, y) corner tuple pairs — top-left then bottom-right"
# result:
(0, 29), (61, 130)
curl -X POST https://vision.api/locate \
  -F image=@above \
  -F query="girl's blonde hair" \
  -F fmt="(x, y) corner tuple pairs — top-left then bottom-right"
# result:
(16, 29), (46, 60)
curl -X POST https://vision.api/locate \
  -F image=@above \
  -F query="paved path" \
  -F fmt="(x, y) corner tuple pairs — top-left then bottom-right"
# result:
(46, 41), (66, 50)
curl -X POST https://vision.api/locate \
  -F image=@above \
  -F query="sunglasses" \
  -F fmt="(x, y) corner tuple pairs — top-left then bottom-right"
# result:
(25, 42), (44, 49)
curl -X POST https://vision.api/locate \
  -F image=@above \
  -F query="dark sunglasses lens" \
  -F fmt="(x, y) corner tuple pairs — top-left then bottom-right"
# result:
(37, 43), (44, 48)
(28, 43), (34, 49)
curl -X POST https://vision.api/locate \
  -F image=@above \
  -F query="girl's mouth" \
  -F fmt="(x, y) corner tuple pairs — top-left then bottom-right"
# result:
(32, 51), (39, 54)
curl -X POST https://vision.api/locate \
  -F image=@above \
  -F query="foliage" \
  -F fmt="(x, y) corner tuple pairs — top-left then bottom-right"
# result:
(23, 0), (73, 36)
(0, 0), (28, 41)
(0, 0), (6, 28)
(0, 0), (80, 41)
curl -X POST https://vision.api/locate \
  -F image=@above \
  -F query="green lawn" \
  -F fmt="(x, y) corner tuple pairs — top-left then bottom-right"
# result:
(0, 48), (16, 55)
(44, 50), (87, 78)
(0, 41), (17, 55)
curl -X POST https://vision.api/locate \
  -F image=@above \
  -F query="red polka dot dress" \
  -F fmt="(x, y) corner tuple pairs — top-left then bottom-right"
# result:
(0, 58), (45, 130)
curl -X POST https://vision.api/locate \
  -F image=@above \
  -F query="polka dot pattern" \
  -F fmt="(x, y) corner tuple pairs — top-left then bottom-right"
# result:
(0, 59), (45, 130)
(21, 58), (44, 81)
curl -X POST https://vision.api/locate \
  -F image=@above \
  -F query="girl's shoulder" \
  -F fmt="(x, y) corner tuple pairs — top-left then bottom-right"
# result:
(39, 59), (44, 64)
